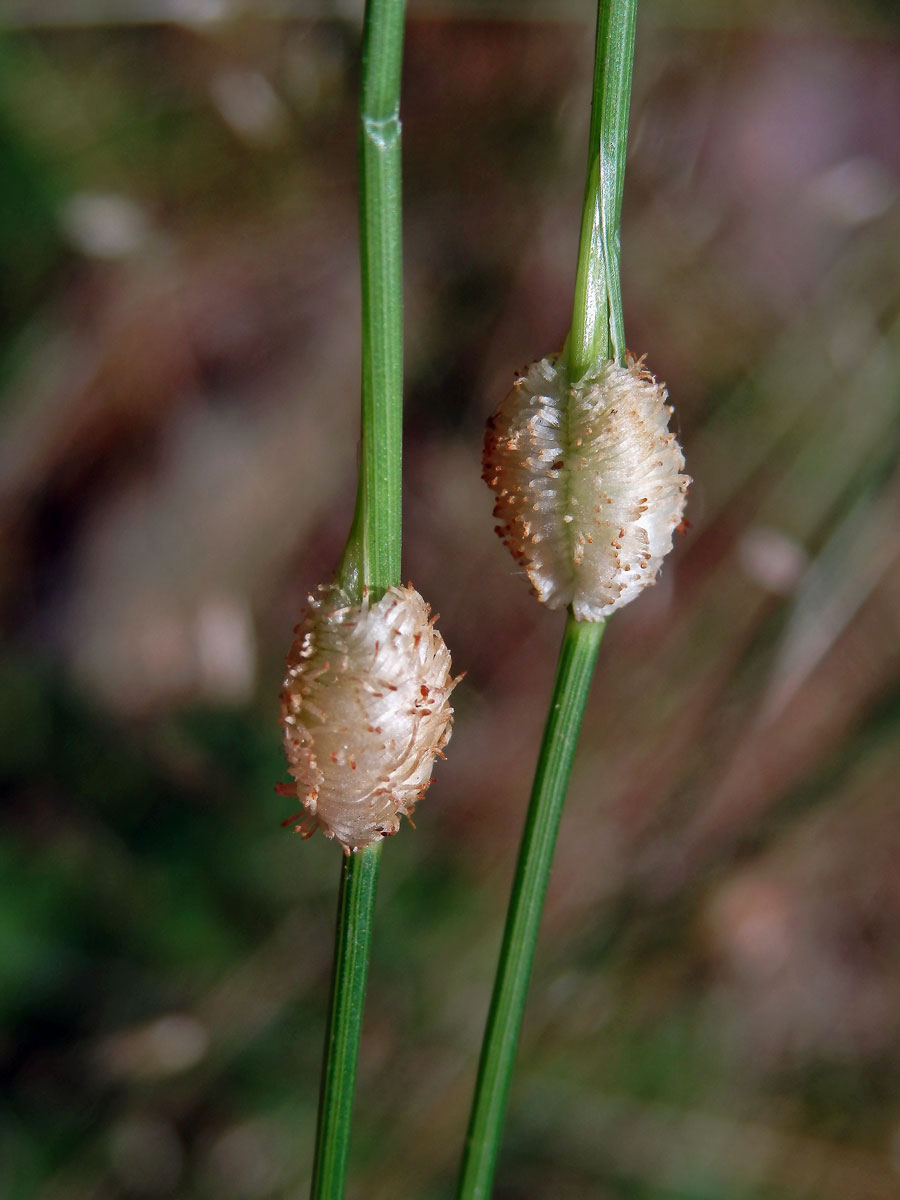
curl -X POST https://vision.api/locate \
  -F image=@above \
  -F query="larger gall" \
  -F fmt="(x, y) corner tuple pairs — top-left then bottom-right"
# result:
(483, 355), (689, 621)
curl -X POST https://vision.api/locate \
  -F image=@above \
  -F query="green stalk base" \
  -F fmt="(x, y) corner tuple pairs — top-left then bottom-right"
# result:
(458, 615), (605, 1200)
(311, 843), (382, 1200)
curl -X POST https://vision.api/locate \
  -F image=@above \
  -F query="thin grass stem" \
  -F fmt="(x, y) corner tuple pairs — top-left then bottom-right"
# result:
(339, 0), (406, 601)
(568, 0), (636, 377)
(458, 619), (605, 1199)
(458, 4), (637, 1197)
(312, 1), (407, 1197)
(310, 844), (382, 1199)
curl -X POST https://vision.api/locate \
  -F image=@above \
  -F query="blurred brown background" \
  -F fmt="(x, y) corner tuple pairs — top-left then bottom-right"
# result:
(2, 2), (900, 1198)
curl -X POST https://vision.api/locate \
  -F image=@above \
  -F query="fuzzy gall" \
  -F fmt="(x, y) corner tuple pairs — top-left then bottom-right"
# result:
(278, 583), (457, 852)
(483, 355), (689, 620)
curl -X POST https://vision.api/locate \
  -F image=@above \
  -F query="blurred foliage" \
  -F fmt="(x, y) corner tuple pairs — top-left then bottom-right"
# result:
(1, 3), (900, 1199)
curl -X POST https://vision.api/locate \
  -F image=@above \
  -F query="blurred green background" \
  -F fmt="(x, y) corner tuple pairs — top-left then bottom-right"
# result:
(2, 2), (900, 1198)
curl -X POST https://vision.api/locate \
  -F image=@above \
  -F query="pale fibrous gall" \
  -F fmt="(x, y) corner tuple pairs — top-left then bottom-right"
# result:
(483, 355), (690, 621)
(278, 583), (457, 853)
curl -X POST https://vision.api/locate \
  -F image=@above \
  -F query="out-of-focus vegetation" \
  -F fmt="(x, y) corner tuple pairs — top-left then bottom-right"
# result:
(2, 3), (900, 1198)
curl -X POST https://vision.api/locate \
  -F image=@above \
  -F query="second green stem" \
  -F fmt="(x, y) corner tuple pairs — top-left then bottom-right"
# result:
(458, 617), (605, 1199)
(458, 2), (637, 1196)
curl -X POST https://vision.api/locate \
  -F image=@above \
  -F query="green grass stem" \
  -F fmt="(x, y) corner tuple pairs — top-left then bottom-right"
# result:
(312, 2), (407, 1197)
(339, 0), (406, 601)
(458, 619), (605, 1199)
(310, 844), (382, 1200)
(568, 0), (636, 377)
(458, 4), (637, 1197)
